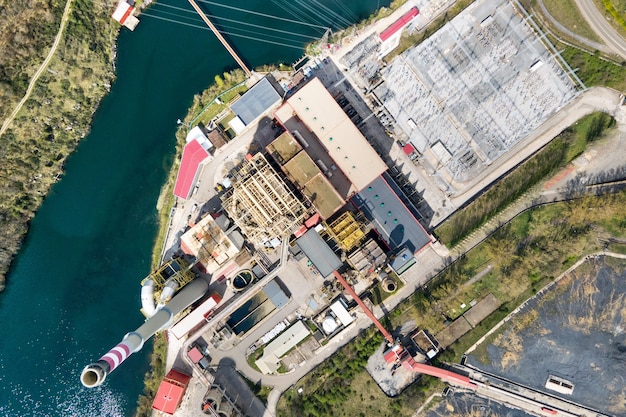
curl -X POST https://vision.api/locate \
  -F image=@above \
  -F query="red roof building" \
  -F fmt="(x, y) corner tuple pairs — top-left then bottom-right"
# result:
(174, 139), (210, 199)
(152, 369), (191, 415)
(379, 7), (419, 42)
(111, 0), (139, 30)
(187, 347), (204, 363)
(402, 143), (416, 155)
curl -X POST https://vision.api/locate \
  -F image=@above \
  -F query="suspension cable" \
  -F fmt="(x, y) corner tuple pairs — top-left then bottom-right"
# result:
(194, 0), (330, 30)
(141, 12), (306, 50)
(152, 3), (319, 40)
(146, 8), (317, 44)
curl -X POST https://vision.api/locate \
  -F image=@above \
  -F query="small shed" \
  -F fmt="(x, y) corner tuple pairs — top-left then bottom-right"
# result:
(152, 369), (191, 415)
(296, 229), (342, 277)
(231, 76), (283, 126)
(263, 279), (289, 309)
(187, 346), (204, 363)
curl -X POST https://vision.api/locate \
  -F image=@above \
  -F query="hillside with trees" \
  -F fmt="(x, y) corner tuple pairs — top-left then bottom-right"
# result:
(0, 0), (120, 289)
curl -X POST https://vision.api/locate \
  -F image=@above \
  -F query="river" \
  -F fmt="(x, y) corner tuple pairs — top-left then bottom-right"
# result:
(0, 1), (385, 416)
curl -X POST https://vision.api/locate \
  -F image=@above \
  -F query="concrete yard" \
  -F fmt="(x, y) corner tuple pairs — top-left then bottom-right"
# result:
(466, 256), (626, 416)
(366, 342), (423, 397)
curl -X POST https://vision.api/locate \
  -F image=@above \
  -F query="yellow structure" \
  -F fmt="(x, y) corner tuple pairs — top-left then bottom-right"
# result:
(326, 211), (366, 251)
(221, 153), (309, 245)
(141, 257), (196, 307)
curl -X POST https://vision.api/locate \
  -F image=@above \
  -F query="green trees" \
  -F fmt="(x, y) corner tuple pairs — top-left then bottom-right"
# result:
(0, 0), (118, 288)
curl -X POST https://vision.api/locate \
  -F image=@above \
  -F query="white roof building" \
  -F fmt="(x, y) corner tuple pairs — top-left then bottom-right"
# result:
(112, 0), (139, 31)
(255, 321), (310, 374)
(186, 125), (214, 151)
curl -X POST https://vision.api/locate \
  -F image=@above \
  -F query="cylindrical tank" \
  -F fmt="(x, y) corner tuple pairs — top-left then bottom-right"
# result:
(80, 278), (208, 388)
(231, 270), (254, 292)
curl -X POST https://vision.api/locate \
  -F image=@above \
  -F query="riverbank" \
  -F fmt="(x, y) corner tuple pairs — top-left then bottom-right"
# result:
(0, 0), (120, 289)
(134, 67), (257, 417)
(2, 1), (388, 415)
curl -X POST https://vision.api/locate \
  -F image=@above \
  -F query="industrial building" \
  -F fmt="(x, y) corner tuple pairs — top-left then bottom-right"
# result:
(255, 320), (311, 374)
(267, 131), (344, 219)
(347, 238), (387, 277)
(179, 213), (244, 274)
(174, 127), (214, 200)
(151, 369), (192, 415)
(230, 75), (283, 132)
(317, 297), (356, 336)
(295, 228), (343, 278)
(220, 153), (309, 246)
(169, 293), (222, 340)
(352, 174), (431, 254)
(274, 78), (387, 195)
(325, 211), (366, 252)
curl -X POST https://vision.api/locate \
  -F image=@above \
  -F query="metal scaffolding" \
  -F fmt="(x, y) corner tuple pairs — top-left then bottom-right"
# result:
(221, 154), (308, 245)
(141, 257), (196, 301)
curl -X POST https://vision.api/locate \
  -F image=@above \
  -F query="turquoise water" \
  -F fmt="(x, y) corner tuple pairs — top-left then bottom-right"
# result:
(0, 1), (385, 416)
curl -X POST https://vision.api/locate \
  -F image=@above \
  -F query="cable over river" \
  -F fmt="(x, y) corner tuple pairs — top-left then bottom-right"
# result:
(0, 1), (385, 415)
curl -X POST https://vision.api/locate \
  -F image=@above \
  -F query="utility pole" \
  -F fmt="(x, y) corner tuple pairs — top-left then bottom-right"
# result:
(187, 0), (252, 78)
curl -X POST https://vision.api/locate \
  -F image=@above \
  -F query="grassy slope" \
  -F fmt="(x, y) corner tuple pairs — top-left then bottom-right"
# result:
(435, 112), (614, 246)
(0, 0), (118, 289)
(543, 0), (603, 42)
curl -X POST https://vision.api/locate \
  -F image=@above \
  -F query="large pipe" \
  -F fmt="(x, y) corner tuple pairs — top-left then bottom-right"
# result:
(157, 279), (179, 309)
(140, 279), (156, 317)
(80, 278), (208, 388)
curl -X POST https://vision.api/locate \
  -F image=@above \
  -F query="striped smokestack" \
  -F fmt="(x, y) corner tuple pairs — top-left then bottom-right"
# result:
(81, 278), (208, 387)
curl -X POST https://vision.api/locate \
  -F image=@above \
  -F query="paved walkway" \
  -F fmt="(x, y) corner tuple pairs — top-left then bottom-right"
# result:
(0, 0), (74, 137)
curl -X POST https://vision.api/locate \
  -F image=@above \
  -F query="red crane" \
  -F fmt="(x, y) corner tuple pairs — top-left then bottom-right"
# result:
(332, 270), (476, 389)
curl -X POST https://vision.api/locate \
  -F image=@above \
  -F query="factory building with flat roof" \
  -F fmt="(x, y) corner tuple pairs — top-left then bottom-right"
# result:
(267, 131), (344, 219)
(179, 213), (244, 274)
(352, 174), (431, 254)
(274, 78), (387, 194)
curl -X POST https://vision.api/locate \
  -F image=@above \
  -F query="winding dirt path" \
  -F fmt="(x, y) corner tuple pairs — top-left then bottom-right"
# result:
(0, 0), (74, 137)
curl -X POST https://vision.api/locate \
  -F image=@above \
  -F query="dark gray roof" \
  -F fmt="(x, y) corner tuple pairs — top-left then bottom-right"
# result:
(231, 77), (282, 125)
(389, 247), (415, 273)
(352, 175), (431, 253)
(296, 229), (342, 277)
(263, 279), (289, 309)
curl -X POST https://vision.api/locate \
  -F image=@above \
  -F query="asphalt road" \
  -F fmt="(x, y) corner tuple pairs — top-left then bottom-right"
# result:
(574, 0), (626, 60)
(535, 0), (611, 54)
